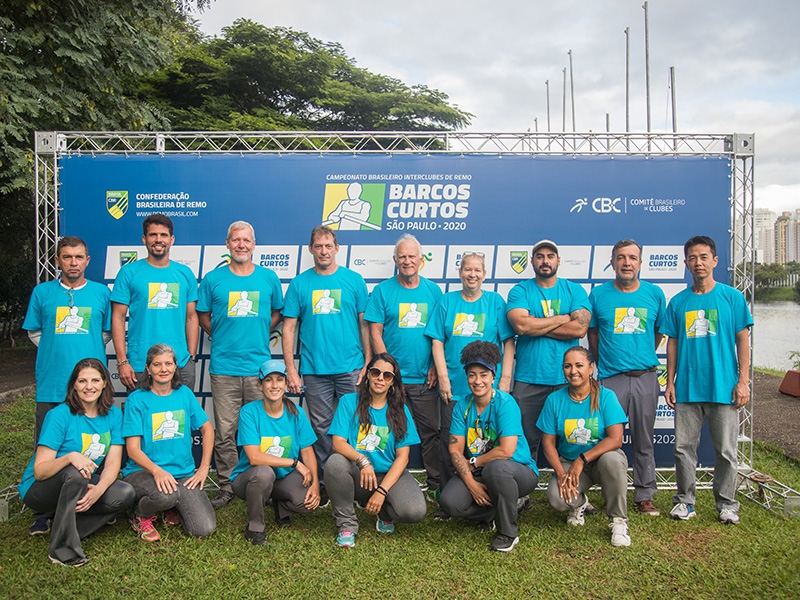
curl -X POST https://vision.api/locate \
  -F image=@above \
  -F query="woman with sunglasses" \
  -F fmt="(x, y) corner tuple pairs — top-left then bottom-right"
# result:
(325, 353), (426, 548)
(439, 341), (538, 553)
(19, 358), (135, 566)
(537, 346), (631, 547)
(425, 251), (515, 492)
(229, 359), (320, 546)
(122, 344), (216, 542)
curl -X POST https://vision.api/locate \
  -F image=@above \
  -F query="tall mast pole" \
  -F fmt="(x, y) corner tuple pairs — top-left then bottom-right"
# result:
(568, 49), (576, 132)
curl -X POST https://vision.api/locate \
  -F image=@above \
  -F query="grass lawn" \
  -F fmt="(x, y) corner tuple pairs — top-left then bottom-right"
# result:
(1, 393), (799, 600)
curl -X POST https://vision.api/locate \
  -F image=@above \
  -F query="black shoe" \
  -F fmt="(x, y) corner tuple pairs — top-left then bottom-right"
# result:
(584, 502), (599, 516)
(318, 487), (330, 509)
(490, 534), (519, 552)
(49, 554), (90, 567)
(432, 508), (450, 522)
(477, 519), (496, 532)
(517, 495), (533, 514)
(272, 499), (291, 528)
(244, 528), (267, 546)
(30, 517), (51, 536)
(210, 489), (235, 510)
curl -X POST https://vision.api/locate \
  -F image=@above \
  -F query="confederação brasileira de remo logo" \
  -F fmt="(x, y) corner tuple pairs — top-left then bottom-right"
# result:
(106, 190), (129, 219)
(510, 251), (528, 274)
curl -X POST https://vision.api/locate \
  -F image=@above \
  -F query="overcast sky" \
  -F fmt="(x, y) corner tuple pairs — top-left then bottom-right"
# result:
(196, 0), (800, 214)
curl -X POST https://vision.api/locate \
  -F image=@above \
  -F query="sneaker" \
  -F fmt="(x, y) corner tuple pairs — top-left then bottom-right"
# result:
(478, 519), (496, 532)
(418, 480), (429, 493)
(162, 509), (181, 526)
(210, 489), (235, 510)
(490, 534), (519, 552)
(29, 517), (51, 536)
(567, 496), (589, 526)
(48, 554), (90, 567)
(670, 503), (696, 521)
(375, 518), (395, 534)
(131, 514), (161, 542)
(336, 530), (356, 548)
(610, 517), (631, 547)
(432, 508), (450, 522)
(636, 499), (661, 517)
(318, 487), (330, 509)
(426, 488), (441, 504)
(517, 495), (532, 514)
(584, 502), (599, 516)
(244, 528), (267, 546)
(719, 508), (740, 524)
(272, 500), (291, 528)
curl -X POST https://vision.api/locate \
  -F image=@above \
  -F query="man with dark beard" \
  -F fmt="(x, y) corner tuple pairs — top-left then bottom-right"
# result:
(506, 240), (591, 463)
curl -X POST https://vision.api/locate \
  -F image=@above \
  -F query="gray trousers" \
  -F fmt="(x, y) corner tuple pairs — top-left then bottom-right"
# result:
(125, 470), (216, 537)
(23, 466), (135, 564)
(210, 374), (261, 491)
(304, 371), (359, 474)
(601, 371), (659, 502)
(513, 381), (566, 463)
(405, 383), (441, 490)
(547, 449), (629, 519)
(439, 459), (538, 539)
(673, 402), (740, 512)
(231, 466), (312, 533)
(324, 453), (426, 534)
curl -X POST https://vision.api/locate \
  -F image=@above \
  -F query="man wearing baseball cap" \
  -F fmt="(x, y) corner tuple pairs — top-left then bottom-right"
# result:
(506, 240), (591, 463)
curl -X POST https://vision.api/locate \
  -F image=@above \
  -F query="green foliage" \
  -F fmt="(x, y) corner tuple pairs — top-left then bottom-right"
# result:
(140, 19), (473, 132)
(788, 351), (800, 371)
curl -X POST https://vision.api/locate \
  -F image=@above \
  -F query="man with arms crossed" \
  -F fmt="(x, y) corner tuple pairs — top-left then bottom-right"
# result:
(282, 226), (371, 488)
(588, 239), (666, 516)
(662, 235), (752, 524)
(507, 239), (591, 463)
(197, 221), (284, 509)
(111, 214), (199, 391)
(364, 234), (443, 496)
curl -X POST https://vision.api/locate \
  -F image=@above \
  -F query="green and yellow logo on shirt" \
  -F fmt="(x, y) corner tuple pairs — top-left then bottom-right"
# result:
(312, 289), (342, 314)
(147, 282), (180, 309)
(564, 417), (599, 445)
(54, 306), (92, 334)
(81, 431), (112, 461)
(398, 303), (428, 328)
(613, 307), (647, 334)
(260, 435), (292, 457)
(685, 308), (718, 338)
(356, 424), (389, 452)
(540, 299), (561, 317)
(151, 409), (186, 441)
(227, 290), (260, 317)
(452, 313), (485, 337)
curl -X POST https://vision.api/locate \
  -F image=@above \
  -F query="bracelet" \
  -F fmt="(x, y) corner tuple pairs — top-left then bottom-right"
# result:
(579, 453), (588, 465)
(291, 458), (299, 469)
(356, 455), (371, 470)
(376, 485), (388, 497)
(117, 360), (129, 368)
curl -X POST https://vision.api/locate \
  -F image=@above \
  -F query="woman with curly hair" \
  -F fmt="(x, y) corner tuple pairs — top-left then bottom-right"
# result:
(325, 353), (426, 548)
(439, 340), (539, 553)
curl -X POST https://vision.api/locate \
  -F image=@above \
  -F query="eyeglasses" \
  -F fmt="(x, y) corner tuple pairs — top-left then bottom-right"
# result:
(368, 368), (395, 381)
(63, 288), (75, 308)
(461, 251), (485, 259)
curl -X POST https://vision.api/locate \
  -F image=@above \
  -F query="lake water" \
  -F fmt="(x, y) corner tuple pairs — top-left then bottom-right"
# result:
(753, 301), (800, 371)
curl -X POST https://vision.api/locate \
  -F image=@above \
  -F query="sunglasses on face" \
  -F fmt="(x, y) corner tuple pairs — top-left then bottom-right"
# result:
(368, 368), (395, 381)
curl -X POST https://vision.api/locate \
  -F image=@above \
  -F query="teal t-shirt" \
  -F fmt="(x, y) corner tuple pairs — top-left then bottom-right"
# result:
(110, 260), (198, 371)
(364, 276), (443, 384)
(197, 265), (284, 376)
(589, 280), (666, 379)
(507, 278), (591, 386)
(536, 386), (627, 461)
(121, 386), (208, 478)
(19, 403), (123, 499)
(231, 400), (317, 481)
(661, 282), (753, 404)
(22, 280), (112, 403)
(328, 392), (420, 473)
(450, 389), (539, 475)
(282, 266), (368, 375)
(424, 290), (514, 403)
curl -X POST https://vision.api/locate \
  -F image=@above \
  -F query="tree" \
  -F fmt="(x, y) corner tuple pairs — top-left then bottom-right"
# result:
(139, 19), (472, 133)
(0, 1), (202, 341)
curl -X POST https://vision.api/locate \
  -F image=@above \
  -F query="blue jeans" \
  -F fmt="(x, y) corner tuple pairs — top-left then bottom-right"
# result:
(673, 402), (740, 512)
(303, 371), (359, 474)
(125, 470), (216, 537)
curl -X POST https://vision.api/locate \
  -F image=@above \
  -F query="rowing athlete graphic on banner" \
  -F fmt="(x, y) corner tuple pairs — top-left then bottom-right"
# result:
(323, 182), (380, 231)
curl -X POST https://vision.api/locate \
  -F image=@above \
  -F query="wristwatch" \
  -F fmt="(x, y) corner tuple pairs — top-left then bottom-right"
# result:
(469, 457), (478, 469)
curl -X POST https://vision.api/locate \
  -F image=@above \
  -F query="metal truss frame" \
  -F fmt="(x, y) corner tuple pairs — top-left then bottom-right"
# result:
(31, 130), (797, 516)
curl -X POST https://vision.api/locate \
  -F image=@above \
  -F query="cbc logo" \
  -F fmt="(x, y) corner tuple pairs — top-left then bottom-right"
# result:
(353, 258), (367, 266)
(572, 197), (622, 214)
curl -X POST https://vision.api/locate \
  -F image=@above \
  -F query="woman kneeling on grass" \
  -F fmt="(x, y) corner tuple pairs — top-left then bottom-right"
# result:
(439, 341), (539, 553)
(230, 359), (321, 546)
(325, 353), (426, 548)
(19, 358), (135, 567)
(122, 344), (215, 542)
(537, 346), (631, 547)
